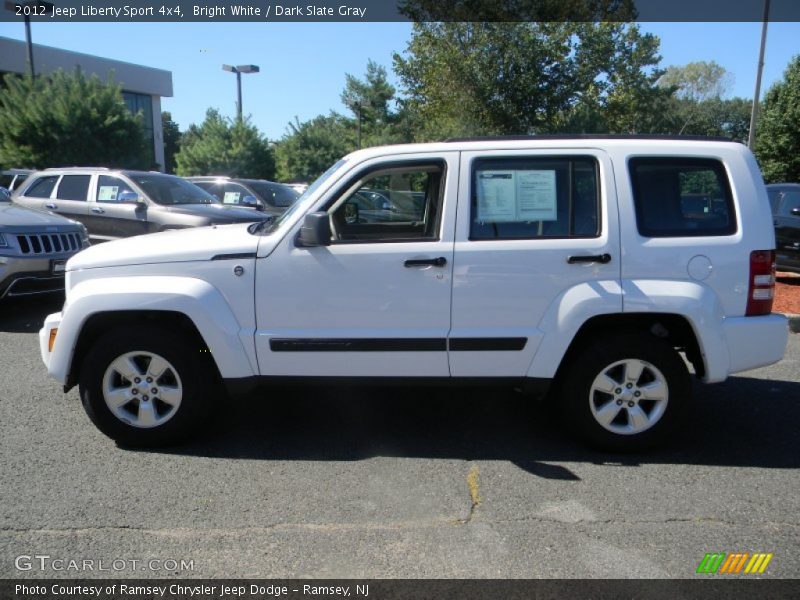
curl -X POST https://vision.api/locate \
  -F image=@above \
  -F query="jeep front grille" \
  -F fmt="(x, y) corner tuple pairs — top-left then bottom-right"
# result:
(16, 232), (82, 255)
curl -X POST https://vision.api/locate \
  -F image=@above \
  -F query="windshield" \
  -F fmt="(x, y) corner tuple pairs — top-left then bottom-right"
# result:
(124, 172), (219, 205)
(248, 181), (300, 208)
(257, 158), (348, 234)
(0, 187), (10, 202)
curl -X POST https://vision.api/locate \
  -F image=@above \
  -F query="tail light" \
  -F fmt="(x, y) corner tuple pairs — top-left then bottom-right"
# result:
(746, 250), (775, 316)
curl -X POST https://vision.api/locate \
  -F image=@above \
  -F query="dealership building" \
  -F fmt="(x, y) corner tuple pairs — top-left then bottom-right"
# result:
(0, 37), (173, 170)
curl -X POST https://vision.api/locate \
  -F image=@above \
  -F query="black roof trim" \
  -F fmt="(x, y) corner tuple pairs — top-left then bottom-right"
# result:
(444, 134), (737, 143)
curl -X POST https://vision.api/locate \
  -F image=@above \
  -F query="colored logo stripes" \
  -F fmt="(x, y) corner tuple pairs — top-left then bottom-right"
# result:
(696, 552), (773, 574)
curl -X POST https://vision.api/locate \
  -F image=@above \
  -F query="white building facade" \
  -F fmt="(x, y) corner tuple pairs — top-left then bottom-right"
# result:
(0, 37), (173, 170)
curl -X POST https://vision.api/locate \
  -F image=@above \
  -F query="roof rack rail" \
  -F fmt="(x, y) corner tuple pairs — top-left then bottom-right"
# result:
(42, 166), (112, 171)
(443, 134), (736, 143)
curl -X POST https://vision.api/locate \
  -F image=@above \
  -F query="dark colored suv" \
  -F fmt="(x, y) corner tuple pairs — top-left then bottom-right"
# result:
(766, 183), (800, 273)
(13, 169), (270, 242)
(187, 177), (299, 217)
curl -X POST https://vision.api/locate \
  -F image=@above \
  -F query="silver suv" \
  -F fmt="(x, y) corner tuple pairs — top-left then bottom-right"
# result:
(13, 168), (270, 242)
(0, 191), (88, 299)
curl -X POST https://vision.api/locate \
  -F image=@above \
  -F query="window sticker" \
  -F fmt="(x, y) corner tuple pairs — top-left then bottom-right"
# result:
(223, 191), (241, 204)
(477, 169), (557, 222)
(97, 186), (119, 201)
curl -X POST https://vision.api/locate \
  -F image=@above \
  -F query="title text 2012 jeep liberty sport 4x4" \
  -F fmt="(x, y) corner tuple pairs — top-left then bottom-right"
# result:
(39, 137), (789, 450)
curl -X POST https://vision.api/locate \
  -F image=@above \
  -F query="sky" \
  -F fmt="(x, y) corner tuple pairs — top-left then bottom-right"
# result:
(1, 21), (798, 140)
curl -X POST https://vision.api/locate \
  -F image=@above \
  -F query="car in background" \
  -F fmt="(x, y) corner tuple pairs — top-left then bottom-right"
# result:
(1, 185), (89, 299)
(0, 169), (34, 192)
(13, 168), (270, 242)
(285, 182), (309, 195)
(187, 177), (299, 217)
(767, 183), (800, 273)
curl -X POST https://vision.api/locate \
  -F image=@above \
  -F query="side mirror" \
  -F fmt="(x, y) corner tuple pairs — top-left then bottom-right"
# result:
(344, 201), (360, 224)
(297, 212), (331, 247)
(791, 207), (800, 217)
(241, 195), (259, 208)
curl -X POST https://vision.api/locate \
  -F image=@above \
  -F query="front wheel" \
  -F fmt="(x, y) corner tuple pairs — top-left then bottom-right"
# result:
(558, 333), (691, 451)
(79, 326), (215, 447)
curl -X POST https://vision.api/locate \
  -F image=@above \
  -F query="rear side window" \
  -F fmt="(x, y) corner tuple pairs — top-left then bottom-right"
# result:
(780, 191), (800, 216)
(23, 175), (59, 198)
(629, 157), (736, 237)
(470, 157), (599, 240)
(56, 175), (90, 201)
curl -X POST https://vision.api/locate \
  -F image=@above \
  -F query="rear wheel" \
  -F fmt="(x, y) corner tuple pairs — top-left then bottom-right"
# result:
(79, 326), (215, 447)
(558, 333), (690, 451)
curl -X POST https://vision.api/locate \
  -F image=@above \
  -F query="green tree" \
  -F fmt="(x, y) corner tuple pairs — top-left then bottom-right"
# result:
(174, 108), (274, 179)
(0, 70), (148, 169)
(393, 21), (666, 139)
(674, 97), (751, 141)
(274, 113), (352, 182)
(341, 60), (395, 145)
(755, 55), (800, 183)
(658, 61), (733, 102)
(161, 111), (181, 174)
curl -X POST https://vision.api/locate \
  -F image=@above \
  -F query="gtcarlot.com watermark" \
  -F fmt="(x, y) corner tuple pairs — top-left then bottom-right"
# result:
(15, 554), (195, 573)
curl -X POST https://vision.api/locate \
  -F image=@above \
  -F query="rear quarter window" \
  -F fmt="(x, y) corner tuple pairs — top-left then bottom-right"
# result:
(629, 157), (737, 237)
(22, 175), (59, 198)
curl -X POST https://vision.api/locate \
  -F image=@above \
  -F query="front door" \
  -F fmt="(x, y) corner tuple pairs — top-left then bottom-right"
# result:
(254, 153), (459, 378)
(88, 175), (150, 240)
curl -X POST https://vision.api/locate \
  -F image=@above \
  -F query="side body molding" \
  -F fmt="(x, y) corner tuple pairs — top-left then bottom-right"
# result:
(46, 276), (256, 385)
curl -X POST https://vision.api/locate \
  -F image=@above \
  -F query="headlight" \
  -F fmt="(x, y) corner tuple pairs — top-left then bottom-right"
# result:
(78, 225), (90, 246)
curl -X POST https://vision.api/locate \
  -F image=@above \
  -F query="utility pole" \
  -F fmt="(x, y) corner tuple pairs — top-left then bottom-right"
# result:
(748, 0), (770, 149)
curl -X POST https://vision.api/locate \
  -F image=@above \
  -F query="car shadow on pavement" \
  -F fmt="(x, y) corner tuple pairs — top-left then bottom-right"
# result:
(150, 374), (800, 479)
(0, 295), (62, 334)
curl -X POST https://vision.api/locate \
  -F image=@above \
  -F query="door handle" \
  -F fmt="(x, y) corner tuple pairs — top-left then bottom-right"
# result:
(567, 253), (611, 264)
(404, 256), (447, 268)
(91, 207), (105, 214)
(45, 203), (57, 209)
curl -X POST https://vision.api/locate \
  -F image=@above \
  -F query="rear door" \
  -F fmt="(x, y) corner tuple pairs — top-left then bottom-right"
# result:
(449, 149), (620, 377)
(49, 174), (90, 225)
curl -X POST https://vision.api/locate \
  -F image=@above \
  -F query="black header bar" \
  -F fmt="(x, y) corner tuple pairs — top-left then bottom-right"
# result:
(2, 0), (799, 23)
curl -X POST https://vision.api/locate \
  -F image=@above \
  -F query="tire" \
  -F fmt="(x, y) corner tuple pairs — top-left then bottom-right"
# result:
(79, 326), (216, 447)
(557, 333), (690, 452)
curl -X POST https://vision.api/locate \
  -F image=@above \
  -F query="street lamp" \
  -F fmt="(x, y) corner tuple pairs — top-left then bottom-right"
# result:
(222, 64), (260, 121)
(5, 1), (54, 77)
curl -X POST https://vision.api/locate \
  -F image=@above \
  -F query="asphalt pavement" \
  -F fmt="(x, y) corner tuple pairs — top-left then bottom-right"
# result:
(1, 296), (798, 579)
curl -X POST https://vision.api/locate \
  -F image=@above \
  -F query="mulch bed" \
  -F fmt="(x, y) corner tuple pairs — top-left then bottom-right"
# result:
(775, 272), (800, 315)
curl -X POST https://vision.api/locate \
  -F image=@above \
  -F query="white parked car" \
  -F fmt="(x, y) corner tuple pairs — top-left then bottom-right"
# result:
(38, 136), (788, 450)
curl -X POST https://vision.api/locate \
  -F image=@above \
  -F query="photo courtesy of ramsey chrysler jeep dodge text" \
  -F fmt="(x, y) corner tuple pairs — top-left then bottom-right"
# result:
(38, 137), (789, 451)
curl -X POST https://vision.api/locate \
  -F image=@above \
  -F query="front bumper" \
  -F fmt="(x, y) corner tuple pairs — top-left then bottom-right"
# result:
(0, 256), (67, 298)
(723, 314), (789, 376)
(39, 311), (64, 380)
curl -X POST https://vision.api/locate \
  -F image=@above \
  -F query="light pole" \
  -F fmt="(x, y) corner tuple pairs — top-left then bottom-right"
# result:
(222, 64), (259, 122)
(5, 1), (55, 77)
(748, 0), (771, 149)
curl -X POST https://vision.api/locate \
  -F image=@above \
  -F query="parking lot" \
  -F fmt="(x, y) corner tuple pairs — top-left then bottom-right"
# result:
(1, 295), (798, 579)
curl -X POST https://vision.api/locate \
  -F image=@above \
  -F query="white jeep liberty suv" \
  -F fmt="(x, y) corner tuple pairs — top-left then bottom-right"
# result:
(39, 136), (789, 450)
